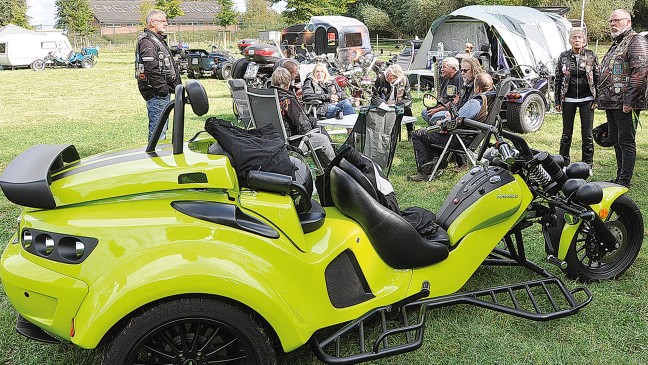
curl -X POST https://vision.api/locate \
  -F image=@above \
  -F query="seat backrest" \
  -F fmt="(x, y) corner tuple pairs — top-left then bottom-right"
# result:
(246, 87), (288, 142)
(298, 64), (316, 87)
(227, 79), (252, 128)
(329, 166), (448, 269)
(467, 87), (505, 150)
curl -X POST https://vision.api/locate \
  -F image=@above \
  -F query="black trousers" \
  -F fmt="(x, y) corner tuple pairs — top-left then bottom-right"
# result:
(606, 109), (639, 187)
(411, 129), (472, 172)
(560, 101), (594, 165)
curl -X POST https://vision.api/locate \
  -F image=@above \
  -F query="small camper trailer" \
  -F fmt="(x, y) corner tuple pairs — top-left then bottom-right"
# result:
(0, 24), (72, 70)
(281, 16), (371, 65)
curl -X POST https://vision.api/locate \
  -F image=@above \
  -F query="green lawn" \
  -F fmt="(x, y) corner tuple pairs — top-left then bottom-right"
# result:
(0, 52), (646, 365)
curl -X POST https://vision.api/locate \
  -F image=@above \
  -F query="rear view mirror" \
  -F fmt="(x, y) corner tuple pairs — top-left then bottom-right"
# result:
(423, 94), (438, 108)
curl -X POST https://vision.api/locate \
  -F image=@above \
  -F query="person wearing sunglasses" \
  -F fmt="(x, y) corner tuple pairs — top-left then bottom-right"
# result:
(597, 9), (648, 187)
(135, 10), (181, 141)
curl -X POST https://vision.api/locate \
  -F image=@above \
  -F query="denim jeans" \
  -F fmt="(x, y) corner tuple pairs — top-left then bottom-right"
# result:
(147, 94), (170, 141)
(325, 98), (355, 118)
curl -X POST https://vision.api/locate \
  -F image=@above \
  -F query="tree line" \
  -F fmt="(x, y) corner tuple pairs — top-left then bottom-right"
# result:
(1, 0), (646, 42)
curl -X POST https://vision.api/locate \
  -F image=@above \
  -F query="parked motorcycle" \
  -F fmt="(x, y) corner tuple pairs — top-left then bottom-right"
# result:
(43, 50), (94, 69)
(0, 78), (641, 365)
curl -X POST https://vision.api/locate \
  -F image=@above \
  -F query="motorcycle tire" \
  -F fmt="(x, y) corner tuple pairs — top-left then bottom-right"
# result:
(564, 194), (643, 282)
(505, 93), (545, 133)
(81, 58), (93, 69)
(216, 62), (233, 80)
(31, 59), (45, 71)
(231, 58), (249, 80)
(103, 297), (276, 365)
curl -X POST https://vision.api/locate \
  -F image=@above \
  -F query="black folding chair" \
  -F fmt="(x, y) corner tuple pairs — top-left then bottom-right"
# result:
(246, 87), (326, 174)
(227, 79), (252, 128)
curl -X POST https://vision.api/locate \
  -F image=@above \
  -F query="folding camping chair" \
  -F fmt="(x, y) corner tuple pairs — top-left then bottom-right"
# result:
(427, 88), (503, 181)
(227, 79), (253, 128)
(245, 87), (326, 174)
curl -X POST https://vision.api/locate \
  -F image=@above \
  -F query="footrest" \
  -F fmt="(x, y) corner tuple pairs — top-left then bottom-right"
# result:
(418, 277), (593, 322)
(310, 277), (592, 364)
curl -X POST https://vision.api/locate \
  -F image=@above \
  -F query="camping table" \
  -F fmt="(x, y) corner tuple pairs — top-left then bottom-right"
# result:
(318, 115), (417, 140)
(403, 69), (436, 96)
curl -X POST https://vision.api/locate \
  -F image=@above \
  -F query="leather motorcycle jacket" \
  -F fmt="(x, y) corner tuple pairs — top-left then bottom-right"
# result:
(554, 48), (598, 105)
(135, 29), (181, 101)
(597, 28), (648, 110)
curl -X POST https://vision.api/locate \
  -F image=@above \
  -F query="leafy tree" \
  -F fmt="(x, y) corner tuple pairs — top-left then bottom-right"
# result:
(276, 0), (355, 24)
(0, 0), (30, 27)
(155, 0), (184, 20)
(355, 4), (404, 39)
(564, 0), (635, 40)
(240, 0), (283, 34)
(139, 0), (155, 27)
(633, 0), (648, 31)
(216, 0), (237, 27)
(55, 0), (96, 36)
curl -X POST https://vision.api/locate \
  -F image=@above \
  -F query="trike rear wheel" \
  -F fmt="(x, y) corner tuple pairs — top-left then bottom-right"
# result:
(564, 194), (643, 282)
(103, 297), (276, 365)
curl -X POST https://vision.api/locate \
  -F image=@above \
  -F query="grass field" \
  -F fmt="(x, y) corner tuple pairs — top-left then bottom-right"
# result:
(0, 52), (647, 365)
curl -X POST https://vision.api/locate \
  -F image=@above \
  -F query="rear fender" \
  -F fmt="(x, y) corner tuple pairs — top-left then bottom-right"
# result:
(71, 243), (316, 352)
(556, 184), (628, 260)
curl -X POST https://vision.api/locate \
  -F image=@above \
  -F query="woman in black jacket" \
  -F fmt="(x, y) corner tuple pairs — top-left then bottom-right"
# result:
(554, 27), (599, 167)
(302, 63), (355, 119)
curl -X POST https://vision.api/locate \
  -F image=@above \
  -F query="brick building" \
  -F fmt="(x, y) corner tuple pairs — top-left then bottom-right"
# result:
(90, 0), (236, 36)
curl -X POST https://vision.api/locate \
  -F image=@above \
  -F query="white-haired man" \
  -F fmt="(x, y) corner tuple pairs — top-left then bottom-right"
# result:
(421, 57), (463, 124)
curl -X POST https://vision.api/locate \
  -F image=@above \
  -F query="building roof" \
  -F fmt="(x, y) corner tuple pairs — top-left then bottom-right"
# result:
(90, 1), (221, 24)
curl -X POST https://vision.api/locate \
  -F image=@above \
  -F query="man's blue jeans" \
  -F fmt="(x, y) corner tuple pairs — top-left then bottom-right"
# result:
(147, 94), (170, 141)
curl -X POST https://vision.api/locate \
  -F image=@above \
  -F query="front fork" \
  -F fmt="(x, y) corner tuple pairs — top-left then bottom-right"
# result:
(543, 185), (628, 261)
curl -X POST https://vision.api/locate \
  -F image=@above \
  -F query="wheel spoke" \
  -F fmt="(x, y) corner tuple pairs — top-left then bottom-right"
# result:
(204, 338), (241, 359)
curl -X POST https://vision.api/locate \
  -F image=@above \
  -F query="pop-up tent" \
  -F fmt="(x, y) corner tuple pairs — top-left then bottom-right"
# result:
(0, 24), (72, 69)
(411, 5), (572, 75)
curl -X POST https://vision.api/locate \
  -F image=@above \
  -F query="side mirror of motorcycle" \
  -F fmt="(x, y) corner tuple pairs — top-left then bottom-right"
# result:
(423, 94), (438, 108)
(572, 182), (603, 205)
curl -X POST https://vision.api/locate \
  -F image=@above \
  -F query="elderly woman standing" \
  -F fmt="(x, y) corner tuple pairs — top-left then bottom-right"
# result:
(554, 27), (599, 167)
(302, 63), (355, 119)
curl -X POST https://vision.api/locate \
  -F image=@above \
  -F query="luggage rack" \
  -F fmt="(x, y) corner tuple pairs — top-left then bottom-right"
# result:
(311, 276), (592, 365)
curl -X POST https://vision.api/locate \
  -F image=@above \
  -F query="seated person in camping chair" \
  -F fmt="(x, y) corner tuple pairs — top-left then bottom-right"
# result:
(302, 63), (355, 119)
(421, 57), (463, 124)
(408, 72), (494, 182)
(270, 67), (336, 166)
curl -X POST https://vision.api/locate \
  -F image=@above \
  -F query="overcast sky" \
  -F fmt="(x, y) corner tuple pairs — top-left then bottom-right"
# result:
(25, 0), (286, 28)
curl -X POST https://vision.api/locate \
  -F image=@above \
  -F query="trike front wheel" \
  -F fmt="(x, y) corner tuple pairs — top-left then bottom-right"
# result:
(564, 194), (643, 282)
(103, 297), (276, 365)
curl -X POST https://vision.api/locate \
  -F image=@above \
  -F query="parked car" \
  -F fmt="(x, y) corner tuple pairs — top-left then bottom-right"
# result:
(186, 47), (235, 80)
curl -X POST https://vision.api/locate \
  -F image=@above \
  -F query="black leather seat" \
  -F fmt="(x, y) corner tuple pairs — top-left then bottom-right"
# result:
(330, 165), (449, 269)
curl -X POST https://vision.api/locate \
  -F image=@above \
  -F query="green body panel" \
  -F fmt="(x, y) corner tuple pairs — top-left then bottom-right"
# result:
(445, 175), (527, 245)
(556, 185), (628, 260)
(1, 239), (88, 338)
(50, 143), (239, 207)
(1, 188), (413, 352)
(409, 175), (533, 297)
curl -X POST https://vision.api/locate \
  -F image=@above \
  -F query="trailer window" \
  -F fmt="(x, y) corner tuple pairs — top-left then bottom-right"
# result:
(0, 43), (6, 54)
(41, 41), (57, 49)
(345, 33), (363, 48)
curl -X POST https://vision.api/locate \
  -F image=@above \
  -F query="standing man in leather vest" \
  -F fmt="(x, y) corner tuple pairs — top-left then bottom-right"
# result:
(135, 10), (182, 141)
(597, 9), (648, 187)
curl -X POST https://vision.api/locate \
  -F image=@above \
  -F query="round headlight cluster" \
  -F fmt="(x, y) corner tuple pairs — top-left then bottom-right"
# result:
(21, 229), (94, 263)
